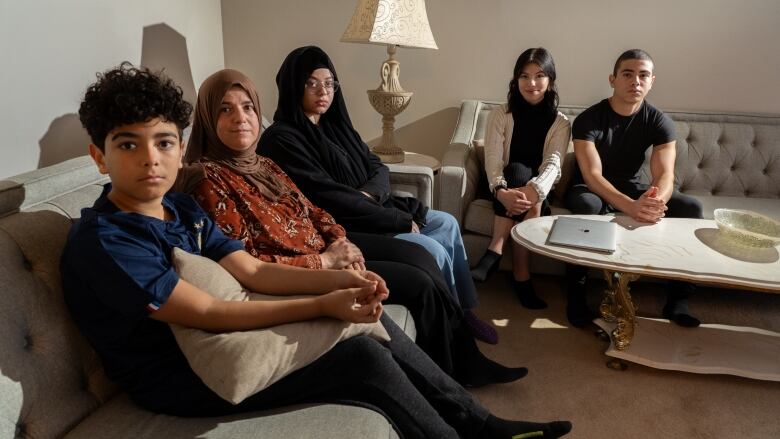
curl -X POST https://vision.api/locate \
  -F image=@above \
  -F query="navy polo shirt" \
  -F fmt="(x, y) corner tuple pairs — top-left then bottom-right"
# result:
(61, 184), (243, 405)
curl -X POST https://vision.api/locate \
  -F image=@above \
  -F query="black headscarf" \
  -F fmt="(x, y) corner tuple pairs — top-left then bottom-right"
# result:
(259, 46), (426, 233)
(271, 46), (375, 188)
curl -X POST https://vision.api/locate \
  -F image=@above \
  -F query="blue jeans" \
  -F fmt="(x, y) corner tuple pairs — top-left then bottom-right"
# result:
(396, 210), (479, 310)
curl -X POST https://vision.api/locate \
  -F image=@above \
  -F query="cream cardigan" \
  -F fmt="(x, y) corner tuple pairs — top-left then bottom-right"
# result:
(483, 104), (571, 200)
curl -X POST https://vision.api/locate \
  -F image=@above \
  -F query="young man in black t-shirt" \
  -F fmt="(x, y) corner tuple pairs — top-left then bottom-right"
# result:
(564, 49), (703, 328)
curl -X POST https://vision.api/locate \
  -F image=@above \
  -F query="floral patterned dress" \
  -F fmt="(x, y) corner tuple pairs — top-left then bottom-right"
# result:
(191, 159), (345, 268)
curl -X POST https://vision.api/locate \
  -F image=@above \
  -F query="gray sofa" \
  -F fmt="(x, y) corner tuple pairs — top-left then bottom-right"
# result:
(440, 100), (780, 272)
(0, 155), (430, 439)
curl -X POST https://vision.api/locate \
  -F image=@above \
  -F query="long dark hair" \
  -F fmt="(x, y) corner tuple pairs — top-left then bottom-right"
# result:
(507, 47), (558, 114)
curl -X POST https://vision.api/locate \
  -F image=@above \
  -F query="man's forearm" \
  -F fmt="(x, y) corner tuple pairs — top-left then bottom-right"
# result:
(652, 172), (675, 203)
(582, 172), (635, 213)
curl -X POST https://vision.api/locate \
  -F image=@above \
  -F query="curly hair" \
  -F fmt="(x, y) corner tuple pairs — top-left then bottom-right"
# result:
(79, 62), (193, 150)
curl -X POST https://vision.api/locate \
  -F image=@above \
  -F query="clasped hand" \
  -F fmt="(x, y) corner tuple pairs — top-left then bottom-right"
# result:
(497, 186), (538, 216)
(320, 270), (389, 323)
(322, 237), (366, 270)
(628, 186), (667, 223)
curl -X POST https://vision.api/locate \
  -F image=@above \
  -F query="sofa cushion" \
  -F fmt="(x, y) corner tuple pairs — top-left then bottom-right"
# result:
(463, 199), (494, 236)
(0, 209), (117, 439)
(169, 248), (389, 404)
(63, 394), (399, 439)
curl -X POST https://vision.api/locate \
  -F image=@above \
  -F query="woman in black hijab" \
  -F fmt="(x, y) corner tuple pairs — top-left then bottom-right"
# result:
(259, 45), (497, 344)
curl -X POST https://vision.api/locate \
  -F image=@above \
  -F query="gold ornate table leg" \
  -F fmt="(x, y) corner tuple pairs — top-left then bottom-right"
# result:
(600, 270), (640, 350)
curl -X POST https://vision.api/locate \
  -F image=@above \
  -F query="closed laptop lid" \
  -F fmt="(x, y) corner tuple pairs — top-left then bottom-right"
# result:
(547, 217), (617, 253)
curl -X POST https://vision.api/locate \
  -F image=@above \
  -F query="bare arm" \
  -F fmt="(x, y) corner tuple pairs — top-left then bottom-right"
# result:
(574, 139), (667, 222)
(151, 279), (385, 332)
(649, 141), (676, 203)
(574, 139), (635, 212)
(218, 250), (379, 295)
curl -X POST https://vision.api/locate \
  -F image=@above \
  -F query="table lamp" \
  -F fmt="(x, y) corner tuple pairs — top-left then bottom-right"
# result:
(341, 0), (438, 163)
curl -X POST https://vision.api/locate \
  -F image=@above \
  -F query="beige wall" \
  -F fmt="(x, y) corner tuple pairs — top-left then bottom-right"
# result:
(0, 0), (224, 179)
(222, 0), (780, 160)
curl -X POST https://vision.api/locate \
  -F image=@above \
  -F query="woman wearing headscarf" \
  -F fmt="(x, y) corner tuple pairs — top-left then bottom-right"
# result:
(176, 69), (525, 386)
(258, 46), (497, 344)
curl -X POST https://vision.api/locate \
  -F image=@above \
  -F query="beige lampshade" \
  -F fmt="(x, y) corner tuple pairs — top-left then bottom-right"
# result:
(341, 0), (438, 49)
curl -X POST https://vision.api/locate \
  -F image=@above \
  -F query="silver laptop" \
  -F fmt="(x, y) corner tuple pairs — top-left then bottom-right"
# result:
(547, 217), (616, 253)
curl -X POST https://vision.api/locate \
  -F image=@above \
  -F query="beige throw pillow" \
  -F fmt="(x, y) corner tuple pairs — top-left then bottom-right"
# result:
(169, 248), (390, 404)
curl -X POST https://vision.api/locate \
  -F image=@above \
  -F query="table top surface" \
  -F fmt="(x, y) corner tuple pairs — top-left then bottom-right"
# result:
(512, 215), (780, 292)
(390, 152), (441, 171)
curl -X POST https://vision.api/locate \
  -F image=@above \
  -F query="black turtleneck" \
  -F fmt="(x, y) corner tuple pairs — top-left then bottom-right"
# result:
(508, 99), (556, 173)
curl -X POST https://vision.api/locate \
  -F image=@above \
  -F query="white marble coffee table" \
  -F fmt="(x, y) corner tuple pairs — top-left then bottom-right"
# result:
(512, 214), (780, 380)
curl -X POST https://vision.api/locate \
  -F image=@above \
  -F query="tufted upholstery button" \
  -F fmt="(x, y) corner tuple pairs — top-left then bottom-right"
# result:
(764, 169), (769, 175)
(22, 258), (33, 271)
(730, 165), (736, 171)
(23, 334), (32, 350)
(697, 162), (704, 169)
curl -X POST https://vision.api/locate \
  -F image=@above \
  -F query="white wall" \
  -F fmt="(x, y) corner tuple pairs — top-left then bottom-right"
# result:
(221, 0), (780, 159)
(0, 0), (224, 179)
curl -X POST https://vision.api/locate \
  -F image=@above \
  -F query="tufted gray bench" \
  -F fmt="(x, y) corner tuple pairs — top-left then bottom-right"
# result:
(0, 155), (419, 439)
(440, 100), (780, 272)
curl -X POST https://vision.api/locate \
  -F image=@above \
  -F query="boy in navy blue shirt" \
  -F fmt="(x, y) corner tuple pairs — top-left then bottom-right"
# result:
(61, 63), (571, 438)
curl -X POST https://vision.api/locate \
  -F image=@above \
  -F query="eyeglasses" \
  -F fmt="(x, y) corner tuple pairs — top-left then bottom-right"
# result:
(304, 79), (340, 94)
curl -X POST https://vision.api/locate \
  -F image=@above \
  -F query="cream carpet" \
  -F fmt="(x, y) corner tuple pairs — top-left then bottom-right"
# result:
(469, 274), (780, 439)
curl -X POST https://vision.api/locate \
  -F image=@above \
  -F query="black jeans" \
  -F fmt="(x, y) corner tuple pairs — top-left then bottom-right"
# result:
(564, 183), (703, 219)
(135, 314), (490, 439)
(348, 231), (466, 376)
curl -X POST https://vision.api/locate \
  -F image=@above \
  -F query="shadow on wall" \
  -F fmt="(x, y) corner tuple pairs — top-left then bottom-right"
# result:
(141, 23), (197, 107)
(36, 22), (197, 170)
(367, 107), (460, 160)
(37, 114), (91, 168)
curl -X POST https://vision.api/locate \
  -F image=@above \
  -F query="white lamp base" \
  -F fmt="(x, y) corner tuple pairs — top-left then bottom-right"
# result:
(366, 45), (413, 164)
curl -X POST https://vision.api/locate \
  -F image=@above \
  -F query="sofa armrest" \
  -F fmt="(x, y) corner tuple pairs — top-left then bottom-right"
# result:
(386, 163), (434, 208)
(439, 142), (479, 226)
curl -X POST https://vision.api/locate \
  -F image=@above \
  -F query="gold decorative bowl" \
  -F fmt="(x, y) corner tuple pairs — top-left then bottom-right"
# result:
(714, 209), (780, 248)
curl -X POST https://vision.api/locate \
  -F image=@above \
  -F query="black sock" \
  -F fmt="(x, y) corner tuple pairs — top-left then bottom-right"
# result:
(482, 415), (572, 438)
(455, 340), (528, 387)
(513, 279), (547, 309)
(663, 297), (700, 328)
(471, 250), (502, 282)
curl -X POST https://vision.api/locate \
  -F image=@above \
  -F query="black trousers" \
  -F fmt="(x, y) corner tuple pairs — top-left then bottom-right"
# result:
(136, 314), (490, 439)
(563, 182), (704, 299)
(564, 182), (703, 219)
(348, 231), (474, 377)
